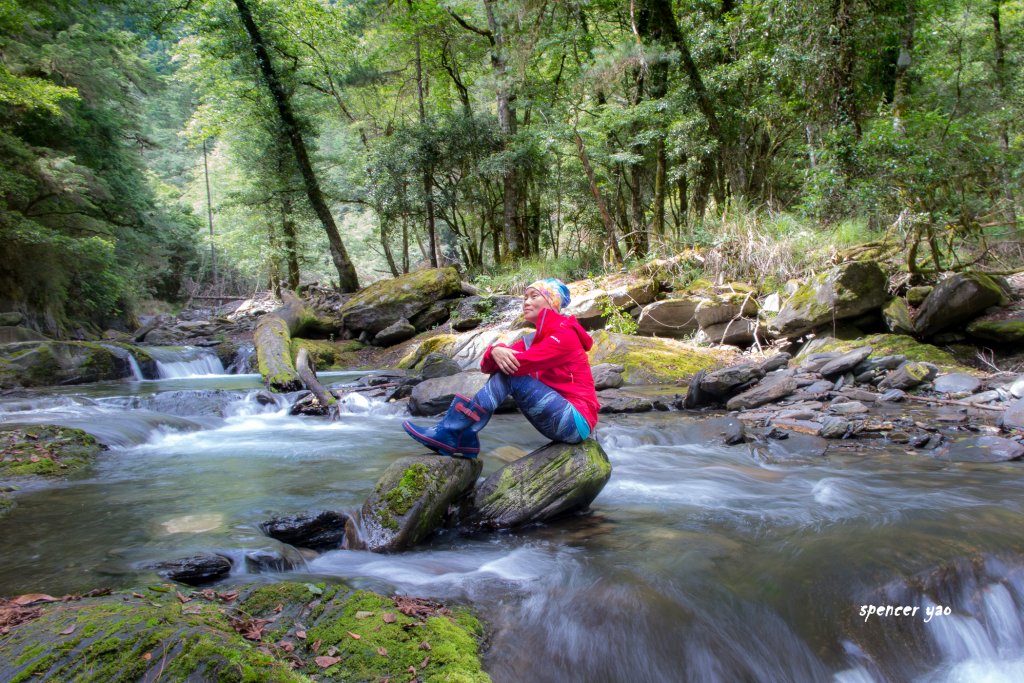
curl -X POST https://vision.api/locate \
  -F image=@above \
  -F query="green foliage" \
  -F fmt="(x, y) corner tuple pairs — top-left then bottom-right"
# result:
(599, 296), (638, 335)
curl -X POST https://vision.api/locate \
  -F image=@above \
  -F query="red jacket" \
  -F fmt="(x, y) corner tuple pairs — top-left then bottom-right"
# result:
(480, 308), (600, 429)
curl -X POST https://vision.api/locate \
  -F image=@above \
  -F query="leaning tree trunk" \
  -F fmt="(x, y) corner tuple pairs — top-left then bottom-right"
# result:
(255, 291), (319, 392)
(232, 0), (359, 292)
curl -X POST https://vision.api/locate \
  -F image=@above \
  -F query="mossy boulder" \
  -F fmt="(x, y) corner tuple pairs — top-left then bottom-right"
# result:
(794, 333), (974, 373)
(882, 298), (915, 335)
(465, 440), (612, 529)
(1, 425), (102, 478)
(587, 330), (735, 384)
(913, 272), (1009, 339)
(0, 582), (489, 682)
(354, 455), (482, 552)
(966, 305), (1024, 345)
(339, 268), (461, 336)
(769, 261), (889, 339)
(694, 292), (759, 328)
(0, 341), (135, 388)
(397, 333), (461, 370)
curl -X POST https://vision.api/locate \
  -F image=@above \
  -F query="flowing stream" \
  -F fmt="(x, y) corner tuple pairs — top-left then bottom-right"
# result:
(2, 367), (1024, 682)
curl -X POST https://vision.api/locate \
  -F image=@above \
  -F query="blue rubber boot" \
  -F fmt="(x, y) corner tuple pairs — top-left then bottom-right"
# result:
(403, 394), (491, 458)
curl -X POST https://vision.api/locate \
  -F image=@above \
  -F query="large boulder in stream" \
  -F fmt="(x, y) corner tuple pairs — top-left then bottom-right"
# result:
(464, 440), (612, 530)
(769, 261), (889, 339)
(409, 370), (491, 416)
(339, 267), (461, 336)
(353, 455), (482, 552)
(260, 510), (350, 551)
(0, 582), (489, 682)
(0, 341), (135, 388)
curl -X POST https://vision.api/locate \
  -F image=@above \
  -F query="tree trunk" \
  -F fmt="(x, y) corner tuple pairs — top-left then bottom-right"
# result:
(231, 0), (359, 292)
(991, 0), (1019, 236)
(891, 0), (915, 134)
(574, 131), (622, 264)
(483, 0), (520, 260)
(411, 25), (439, 267)
(255, 290), (318, 392)
(295, 348), (338, 419)
(280, 194), (300, 290)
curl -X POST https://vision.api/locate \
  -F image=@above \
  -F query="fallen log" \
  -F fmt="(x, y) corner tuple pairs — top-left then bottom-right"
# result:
(254, 290), (328, 392)
(296, 348), (338, 419)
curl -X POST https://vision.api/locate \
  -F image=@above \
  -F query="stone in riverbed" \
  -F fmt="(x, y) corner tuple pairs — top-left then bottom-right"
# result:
(408, 370), (490, 416)
(598, 389), (654, 413)
(354, 455), (481, 552)
(465, 440), (612, 529)
(419, 352), (461, 380)
(260, 510), (349, 551)
(699, 363), (765, 398)
(933, 373), (982, 395)
(829, 400), (869, 415)
(1001, 398), (1024, 431)
(726, 373), (799, 410)
(935, 436), (1024, 463)
(820, 416), (852, 439)
(591, 363), (625, 390)
(759, 353), (791, 373)
(878, 361), (938, 390)
(755, 432), (829, 463)
(156, 553), (232, 585)
(819, 347), (873, 378)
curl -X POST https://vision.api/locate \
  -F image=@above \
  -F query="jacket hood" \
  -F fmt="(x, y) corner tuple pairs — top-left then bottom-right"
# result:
(535, 308), (593, 352)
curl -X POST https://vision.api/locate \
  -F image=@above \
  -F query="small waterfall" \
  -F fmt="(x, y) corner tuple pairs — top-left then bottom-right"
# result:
(226, 343), (255, 375)
(100, 344), (144, 381)
(145, 346), (226, 378)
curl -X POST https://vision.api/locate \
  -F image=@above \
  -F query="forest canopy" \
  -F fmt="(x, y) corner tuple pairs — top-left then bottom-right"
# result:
(1, 0), (1020, 333)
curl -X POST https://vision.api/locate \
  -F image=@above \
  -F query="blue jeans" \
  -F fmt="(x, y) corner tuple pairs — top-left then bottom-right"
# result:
(474, 373), (585, 444)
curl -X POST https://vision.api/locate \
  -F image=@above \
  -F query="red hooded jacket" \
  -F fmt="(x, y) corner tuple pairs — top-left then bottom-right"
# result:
(480, 308), (600, 429)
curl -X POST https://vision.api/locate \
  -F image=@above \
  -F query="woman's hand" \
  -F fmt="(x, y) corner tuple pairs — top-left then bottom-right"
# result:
(490, 346), (520, 375)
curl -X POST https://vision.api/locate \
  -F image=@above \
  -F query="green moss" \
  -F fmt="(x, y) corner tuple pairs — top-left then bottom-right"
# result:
(588, 330), (734, 384)
(967, 319), (1024, 344)
(382, 463), (430, 517)
(289, 338), (360, 370)
(398, 334), (460, 369)
(306, 590), (489, 683)
(0, 426), (101, 477)
(797, 333), (974, 372)
(240, 582), (319, 617)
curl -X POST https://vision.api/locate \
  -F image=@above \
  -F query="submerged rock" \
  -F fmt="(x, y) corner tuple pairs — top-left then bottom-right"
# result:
(260, 510), (349, 551)
(156, 553), (233, 585)
(466, 440), (612, 529)
(936, 436), (1024, 463)
(355, 455), (481, 552)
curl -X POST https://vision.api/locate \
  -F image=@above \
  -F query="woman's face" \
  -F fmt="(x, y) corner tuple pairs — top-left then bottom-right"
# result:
(522, 287), (552, 323)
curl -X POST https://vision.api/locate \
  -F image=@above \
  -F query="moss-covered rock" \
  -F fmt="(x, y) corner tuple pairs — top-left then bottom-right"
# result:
(354, 455), (482, 552)
(966, 306), (1024, 345)
(0, 425), (102, 478)
(795, 333), (973, 373)
(289, 338), (363, 370)
(769, 261), (889, 339)
(882, 297), (915, 335)
(397, 334), (461, 370)
(0, 326), (48, 344)
(0, 341), (135, 389)
(340, 268), (461, 336)
(587, 330), (736, 384)
(914, 272), (1009, 339)
(0, 582), (490, 682)
(465, 440), (612, 530)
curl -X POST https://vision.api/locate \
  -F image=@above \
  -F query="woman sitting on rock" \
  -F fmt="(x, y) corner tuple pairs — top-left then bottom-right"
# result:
(403, 278), (599, 458)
